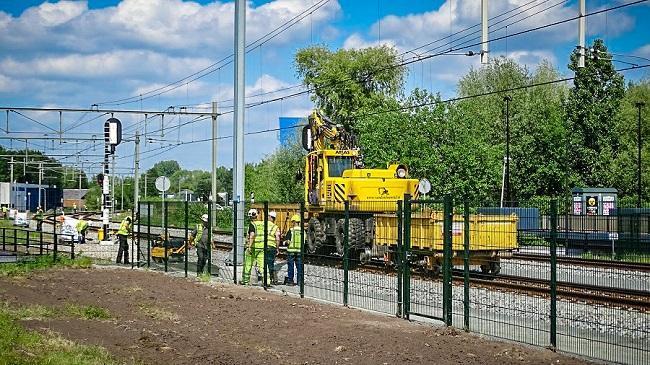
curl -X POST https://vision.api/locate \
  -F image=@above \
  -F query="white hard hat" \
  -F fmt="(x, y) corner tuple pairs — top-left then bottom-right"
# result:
(248, 208), (258, 217)
(201, 214), (209, 222)
(269, 211), (277, 219)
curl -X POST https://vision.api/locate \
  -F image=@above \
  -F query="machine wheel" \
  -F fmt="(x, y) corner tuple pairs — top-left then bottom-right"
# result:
(349, 218), (365, 249)
(335, 219), (345, 256)
(307, 217), (325, 254)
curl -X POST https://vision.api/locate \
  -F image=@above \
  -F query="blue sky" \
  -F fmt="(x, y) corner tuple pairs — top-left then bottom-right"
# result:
(0, 0), (649, 178)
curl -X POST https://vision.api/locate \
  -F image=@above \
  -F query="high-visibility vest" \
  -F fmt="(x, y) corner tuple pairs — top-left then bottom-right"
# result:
(287, 226), (302, 253)
(117, 218), (131, 236)
(76, 220), (89, 232)
(252, 220), (278, 249)
(193, 224), (204, 247)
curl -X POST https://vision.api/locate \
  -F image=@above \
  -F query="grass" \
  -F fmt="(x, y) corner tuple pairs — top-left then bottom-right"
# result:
(0, 255), (92, 278)
(197, 272), (211, 282)
(1, 302), (111, 321)
(138, 303), (179, 322)
(0, 306), (117, 365)
(581, 251), (650, 263)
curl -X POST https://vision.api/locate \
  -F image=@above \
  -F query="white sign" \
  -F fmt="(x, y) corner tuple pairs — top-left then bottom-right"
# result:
(155, 176), (171, 192)
(418, 178), (431, 195)
(608, 232), (619, 240)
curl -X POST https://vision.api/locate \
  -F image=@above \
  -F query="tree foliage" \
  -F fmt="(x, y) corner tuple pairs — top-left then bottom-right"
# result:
(565, 39), (625, 188)
(295, 45), (405, 128)
(245, 141), (305, 203)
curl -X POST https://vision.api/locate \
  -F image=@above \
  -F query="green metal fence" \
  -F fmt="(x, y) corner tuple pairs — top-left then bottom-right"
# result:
(39, 196), (647, 365)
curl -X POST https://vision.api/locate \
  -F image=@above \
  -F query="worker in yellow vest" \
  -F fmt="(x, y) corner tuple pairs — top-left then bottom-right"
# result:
(35, 207), (44, 231)
(265, 211), (281, 285)
(76, 220), (89, 244)
(283, 214), (303, 286)
(115, 216), (132, 264)
(241, 209), (279, 285)
(190, 214), (210, 276)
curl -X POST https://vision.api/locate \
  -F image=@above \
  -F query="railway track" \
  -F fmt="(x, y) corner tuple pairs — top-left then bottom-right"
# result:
(34, 219), (650, 309)
(272, 251), (650, 312)
(511, 252), (650, 273)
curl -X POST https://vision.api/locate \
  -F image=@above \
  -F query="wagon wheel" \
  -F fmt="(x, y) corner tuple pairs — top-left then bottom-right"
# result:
(489, 261), (501, 275)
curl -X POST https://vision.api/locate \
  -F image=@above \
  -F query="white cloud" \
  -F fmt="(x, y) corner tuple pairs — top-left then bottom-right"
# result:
(0, 0), (341, 55)
(635, 44), (650, 59)
(22, 1), (87, 27)
(344, 0), (634, 55)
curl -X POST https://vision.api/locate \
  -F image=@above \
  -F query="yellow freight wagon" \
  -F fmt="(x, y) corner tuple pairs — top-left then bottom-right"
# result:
(374, 211), (518, 275)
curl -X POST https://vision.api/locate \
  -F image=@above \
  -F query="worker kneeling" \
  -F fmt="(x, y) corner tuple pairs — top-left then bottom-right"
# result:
(76, 219), (89, 244)
(283, 214), (303, 286)
(241, 209), (278, 285)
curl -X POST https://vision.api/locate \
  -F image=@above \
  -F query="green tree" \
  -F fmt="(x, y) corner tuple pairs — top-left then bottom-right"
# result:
(565, 39), (625, 188)
(611, 80), (650, 199)
(295, 45), (405, 127)
(246, 141), (305, 202)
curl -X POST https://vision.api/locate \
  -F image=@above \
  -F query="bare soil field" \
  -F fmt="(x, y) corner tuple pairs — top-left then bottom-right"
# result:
(0, 267), (594, 365)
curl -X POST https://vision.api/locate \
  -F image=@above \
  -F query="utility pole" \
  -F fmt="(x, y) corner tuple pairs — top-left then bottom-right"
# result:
(24, 140), (27, 176)
(211, 101), (218, 219)
(38, 162), (42, 208)
(637, 102), (646, 208)
(121, 177), (124, 211)
(233, 0), (246, 263)
(504, 95), (512, 206)
(111, 154), (116, 215)
(578, 0), (585, 68)
(481, 0), (489, 64)
(9, 156), (13, 208)
(134, 131), (140, 216)
(144, 173), (147, 198)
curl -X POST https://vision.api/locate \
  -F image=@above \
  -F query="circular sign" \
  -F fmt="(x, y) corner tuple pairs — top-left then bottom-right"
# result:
(418, 178), (432, 195)
(155, 176), (171, 192)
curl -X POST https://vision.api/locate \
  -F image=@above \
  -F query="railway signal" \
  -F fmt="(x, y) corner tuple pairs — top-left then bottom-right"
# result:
(101, 118), (122, 242)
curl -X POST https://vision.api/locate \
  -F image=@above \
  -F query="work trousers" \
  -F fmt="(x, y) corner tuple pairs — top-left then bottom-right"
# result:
(265, 247), (277, 284)
(242, 247), (266, 285)
(196, 246), (208, 275)
(286, 252), (303, 284)
(116, 234), (129, 264)
(79, 230), (87, 244)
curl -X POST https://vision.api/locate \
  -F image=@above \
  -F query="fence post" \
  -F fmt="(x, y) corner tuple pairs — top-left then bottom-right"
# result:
(443, 195), (453, 326)
(164, 200), (168, 272)
(299, 201), (305, 298)
(26, 229), (30, 255)
(147, 202), (151, 268)
(396, 200), (403, 318)
(39, 230), (43, 255)
(463, 199), (470, 331)
(343, 200), (350, 307)
(14, 228), (17, 253)
(263, 201), (269, 289)
(184, 201), (189, 277)
(53, 206), (58, 262)
(403, 194), (411, 320)
(550, 199), (558, 349)
(70, 230), (75, 260)
(136, 208), (141, 268)
(130, 208), (134, 269)
(208, 200), (213, 276)
(2, 228), (5, 251)
(233, 200), (238, 284)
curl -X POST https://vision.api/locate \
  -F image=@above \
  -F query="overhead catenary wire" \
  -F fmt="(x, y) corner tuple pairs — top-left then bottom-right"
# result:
(94, 0), (332, 107)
